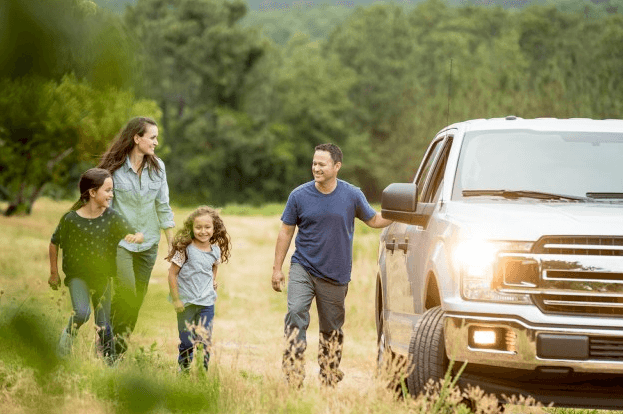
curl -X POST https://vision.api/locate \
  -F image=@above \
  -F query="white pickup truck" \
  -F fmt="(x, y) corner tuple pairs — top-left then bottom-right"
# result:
(376, 116), (623, 408)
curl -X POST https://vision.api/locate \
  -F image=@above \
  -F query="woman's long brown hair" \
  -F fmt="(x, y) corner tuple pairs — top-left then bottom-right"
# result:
(98, 117), (162, 177)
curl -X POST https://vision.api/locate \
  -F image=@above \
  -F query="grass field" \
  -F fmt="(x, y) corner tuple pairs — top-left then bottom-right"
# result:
(0, 199), (619, 413)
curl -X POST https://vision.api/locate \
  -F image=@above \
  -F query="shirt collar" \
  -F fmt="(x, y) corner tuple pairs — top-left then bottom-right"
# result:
(124, 155), (140, 174)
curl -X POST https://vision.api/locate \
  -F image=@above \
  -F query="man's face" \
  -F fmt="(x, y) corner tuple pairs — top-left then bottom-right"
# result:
(312, 150), (341, 185)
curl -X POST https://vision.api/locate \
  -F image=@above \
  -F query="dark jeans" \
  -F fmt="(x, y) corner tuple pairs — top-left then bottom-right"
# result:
(112, 244), (158, 356)
(177, 304), (214, 370)
(67, 277), (113, 358)
(283, 263), (348, 384)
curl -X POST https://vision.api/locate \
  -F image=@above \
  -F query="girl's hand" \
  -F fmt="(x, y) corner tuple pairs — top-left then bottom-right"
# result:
(213, 280), (218, 291)
(125, 232), (144, 244)
(48, 273), (61, 290)
(173, 299), (185, 313)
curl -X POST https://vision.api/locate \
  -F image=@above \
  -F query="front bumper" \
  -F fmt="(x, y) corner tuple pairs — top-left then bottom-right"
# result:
(444, 313), (623, 374)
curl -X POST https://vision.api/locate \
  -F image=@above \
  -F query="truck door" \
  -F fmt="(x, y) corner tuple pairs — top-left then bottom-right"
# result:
(384, 137), (445, 350)
(405, 134), (454, 314)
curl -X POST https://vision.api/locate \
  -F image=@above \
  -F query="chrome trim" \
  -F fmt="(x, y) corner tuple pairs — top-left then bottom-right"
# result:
(543, 300), (623, 308)
(544, 243), (623, 252)
(467, 346), (515, 355)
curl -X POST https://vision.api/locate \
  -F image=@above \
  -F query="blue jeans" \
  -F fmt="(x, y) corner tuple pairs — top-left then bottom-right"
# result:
(177, 304), (214, 370)
(67, 278), (113, 358)
(112, 244), (158, 356)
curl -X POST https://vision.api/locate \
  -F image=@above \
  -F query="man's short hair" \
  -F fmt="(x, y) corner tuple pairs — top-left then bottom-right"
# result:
(315, 143), (343, 165)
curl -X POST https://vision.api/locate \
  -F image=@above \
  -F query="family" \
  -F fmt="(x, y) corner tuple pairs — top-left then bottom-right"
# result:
(47, 116), (392, 386)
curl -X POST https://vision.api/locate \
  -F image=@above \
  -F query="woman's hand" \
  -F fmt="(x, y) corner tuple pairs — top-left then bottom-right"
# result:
(48, 272), (61, 290)
(213, 280), (218, 291)
(173, 299), (185, 313)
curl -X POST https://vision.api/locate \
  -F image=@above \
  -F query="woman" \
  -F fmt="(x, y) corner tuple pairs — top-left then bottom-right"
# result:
(98, 116), (175, 359)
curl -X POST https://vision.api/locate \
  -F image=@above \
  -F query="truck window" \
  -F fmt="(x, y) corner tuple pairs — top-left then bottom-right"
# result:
(423, 138), (453, 203)
(415, 139), (443, 202)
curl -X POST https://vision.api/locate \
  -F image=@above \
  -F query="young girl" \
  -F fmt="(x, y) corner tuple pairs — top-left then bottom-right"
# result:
(166, 206), (231, 371)
(48, 168), (144, 362)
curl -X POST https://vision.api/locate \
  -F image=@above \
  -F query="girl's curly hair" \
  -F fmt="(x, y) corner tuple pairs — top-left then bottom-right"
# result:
(166, 206), (231, 264)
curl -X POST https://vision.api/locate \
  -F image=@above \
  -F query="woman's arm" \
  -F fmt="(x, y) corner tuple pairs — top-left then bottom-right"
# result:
(164, 227), (174, 255)
(168, 263), (185, 313)
(48, 243), (61, 290)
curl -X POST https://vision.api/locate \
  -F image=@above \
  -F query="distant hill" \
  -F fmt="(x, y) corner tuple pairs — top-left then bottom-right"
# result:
(91, 0), (135, 13)
(92, 0), (543, 13)
(92, 0), (619, 46)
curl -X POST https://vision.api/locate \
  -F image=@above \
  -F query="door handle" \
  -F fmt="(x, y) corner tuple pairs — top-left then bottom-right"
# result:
(397, 238), (409, 254)
(385, 239), (396, 252)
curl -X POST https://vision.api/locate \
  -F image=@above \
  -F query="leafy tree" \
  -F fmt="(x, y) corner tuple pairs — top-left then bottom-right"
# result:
(0, 0), (158, 215)
(241, 4), (356, 45)
(0, 75), (160, 215)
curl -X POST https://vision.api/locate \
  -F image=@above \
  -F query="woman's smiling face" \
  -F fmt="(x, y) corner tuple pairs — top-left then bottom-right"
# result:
(134, 124), (159, 156)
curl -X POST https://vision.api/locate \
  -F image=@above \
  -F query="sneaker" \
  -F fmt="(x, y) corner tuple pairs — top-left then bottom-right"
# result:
(57, 328), (73, 358)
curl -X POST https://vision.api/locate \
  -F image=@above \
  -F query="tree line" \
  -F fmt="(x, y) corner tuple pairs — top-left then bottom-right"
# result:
(1, 0), (622, 215)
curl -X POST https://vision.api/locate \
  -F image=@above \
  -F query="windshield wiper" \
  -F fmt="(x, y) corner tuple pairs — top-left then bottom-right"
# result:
(586, 192), (623, 200)
(463, 189), (590, 201)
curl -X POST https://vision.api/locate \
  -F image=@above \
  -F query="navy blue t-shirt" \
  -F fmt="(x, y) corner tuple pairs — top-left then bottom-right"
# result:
(281, 179), (376, 285)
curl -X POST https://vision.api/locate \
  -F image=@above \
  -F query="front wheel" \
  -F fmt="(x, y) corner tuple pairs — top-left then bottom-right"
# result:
(406, 306), (449, 396)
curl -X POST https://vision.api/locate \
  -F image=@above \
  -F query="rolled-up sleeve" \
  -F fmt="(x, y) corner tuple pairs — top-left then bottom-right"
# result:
(156, 163), (175, 229)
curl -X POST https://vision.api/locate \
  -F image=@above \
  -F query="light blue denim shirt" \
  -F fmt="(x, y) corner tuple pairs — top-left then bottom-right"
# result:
(111, 156), (175, 252)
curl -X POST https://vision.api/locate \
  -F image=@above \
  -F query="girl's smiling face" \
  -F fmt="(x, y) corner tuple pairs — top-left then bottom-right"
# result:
(192, 214), (214, 244)
(90, 177), (114, 209)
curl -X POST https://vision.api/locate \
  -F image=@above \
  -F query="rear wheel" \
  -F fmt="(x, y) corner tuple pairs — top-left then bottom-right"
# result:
(406, 306), (449, 396)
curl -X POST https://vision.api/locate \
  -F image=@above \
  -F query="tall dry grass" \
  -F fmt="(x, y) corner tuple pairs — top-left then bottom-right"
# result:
(0, 198), (614, 413)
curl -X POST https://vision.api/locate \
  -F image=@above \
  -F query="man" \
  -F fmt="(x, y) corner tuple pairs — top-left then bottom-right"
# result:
(271, 143), (392, 387)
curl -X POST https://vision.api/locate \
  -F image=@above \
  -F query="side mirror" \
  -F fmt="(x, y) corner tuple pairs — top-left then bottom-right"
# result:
(381, 183), (433, 226)
(381, 183), (418, 220)
(382, 183), (417, 212)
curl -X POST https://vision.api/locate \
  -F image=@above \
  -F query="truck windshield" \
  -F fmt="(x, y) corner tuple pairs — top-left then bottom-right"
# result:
(453, 129), (623, 201)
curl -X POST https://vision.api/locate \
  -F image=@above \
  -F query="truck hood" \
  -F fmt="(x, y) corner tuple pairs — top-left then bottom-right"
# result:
(445, 200), (623, 241)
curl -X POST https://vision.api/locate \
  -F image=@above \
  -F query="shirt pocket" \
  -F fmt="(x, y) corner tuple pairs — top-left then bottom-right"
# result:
(114, 182), (134, 205)
(146, 181), (162, 203)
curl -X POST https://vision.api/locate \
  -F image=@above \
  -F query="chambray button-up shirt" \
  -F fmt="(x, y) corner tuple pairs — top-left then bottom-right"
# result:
(111, 156), (175, 252)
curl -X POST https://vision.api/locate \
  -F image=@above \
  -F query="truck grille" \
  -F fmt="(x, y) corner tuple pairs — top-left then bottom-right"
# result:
(533, 236), (623, 256)
(590, 337), (623, 360)
(530, 236), (623, 317)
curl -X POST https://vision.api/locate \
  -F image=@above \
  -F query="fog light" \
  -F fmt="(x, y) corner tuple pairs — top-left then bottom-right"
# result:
(472, 329), (497, 346)
(467, 326), (516, 352)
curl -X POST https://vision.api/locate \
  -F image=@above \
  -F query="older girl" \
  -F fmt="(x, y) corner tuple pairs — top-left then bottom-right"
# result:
(49, 168), (143, 361)
(98, 117), (175, 359)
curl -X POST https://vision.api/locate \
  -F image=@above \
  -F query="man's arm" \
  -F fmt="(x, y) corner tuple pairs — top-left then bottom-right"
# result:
(272, 223), (296, 292)
(365, 212), (393, 229)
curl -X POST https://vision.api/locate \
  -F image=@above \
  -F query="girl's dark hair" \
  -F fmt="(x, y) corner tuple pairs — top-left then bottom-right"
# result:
(71, 168), (112, 210)
(98, 117), (161, 176)
(166, 206), (231, 264)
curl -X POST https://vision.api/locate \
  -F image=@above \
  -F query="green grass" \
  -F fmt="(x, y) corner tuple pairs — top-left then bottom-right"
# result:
(1, 198), (622, 414)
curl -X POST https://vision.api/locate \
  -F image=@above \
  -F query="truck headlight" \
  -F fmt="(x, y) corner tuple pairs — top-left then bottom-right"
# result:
(456, 240), (534, 304)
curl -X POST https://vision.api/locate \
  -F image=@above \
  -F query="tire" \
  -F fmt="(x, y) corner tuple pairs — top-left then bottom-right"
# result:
(406, 306), (449, 397)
